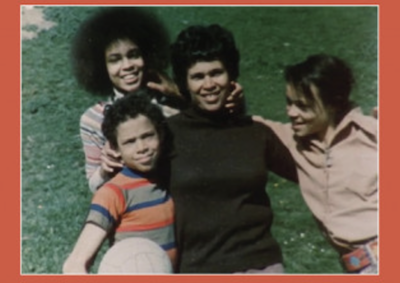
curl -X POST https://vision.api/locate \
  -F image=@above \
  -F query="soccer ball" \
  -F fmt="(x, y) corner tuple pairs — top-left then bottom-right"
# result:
(98, 237), (173, 274)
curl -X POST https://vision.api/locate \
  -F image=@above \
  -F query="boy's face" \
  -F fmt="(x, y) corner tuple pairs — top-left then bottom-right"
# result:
(115, 114), (160, 172)
(285, 83), (333, 141)
(186, 60), (230, 112)
(105, 39), (145, 94)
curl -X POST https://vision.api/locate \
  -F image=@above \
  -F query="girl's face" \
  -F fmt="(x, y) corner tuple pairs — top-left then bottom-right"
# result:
(105, 39), (145, 94)
(285, 83), (334, 141)
(186, 60), (230, 112)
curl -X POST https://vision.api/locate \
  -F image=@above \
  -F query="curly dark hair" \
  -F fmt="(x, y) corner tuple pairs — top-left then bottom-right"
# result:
(284, 54), (355, 124)
(170, 24), (240, 101)
(101, 88), (166, 150)
(71, 7), (170, 96)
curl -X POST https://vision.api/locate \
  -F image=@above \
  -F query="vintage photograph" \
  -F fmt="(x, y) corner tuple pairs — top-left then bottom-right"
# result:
(21, 5), (378, 274)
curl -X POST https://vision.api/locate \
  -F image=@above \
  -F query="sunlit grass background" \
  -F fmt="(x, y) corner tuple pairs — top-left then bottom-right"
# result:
(21, 5), (378, 274)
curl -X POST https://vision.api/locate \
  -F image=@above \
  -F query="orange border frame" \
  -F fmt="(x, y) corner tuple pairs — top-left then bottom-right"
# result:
(8, 0), (398, 282)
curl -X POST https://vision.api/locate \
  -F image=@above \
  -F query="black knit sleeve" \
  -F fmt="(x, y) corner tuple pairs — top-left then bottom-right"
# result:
(262, 124), (298, 183)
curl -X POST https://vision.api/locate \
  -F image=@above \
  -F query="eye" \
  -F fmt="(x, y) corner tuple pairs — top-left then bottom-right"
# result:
(106, 55), (121, 64)
(127, 48), (142, 59)
(190, 73), (204, 81)
(142, 132), (156, 140)
(296, 101), (310, 111)
(123, 138), (136, 145)
(210, 68), (224, 77)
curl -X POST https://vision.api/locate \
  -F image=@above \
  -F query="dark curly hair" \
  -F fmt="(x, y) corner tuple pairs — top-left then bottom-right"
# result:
(101, 88), (166, 150)
(71, 7), (170, 96)
(170, 24), (240, 101)
(284, 54), (355, 124)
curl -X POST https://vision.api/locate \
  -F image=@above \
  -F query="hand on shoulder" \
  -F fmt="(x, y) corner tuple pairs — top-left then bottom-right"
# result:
(146, 71), (181, 98)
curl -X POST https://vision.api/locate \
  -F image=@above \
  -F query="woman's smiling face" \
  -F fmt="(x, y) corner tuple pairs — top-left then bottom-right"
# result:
(186, 60), (230, 112)
(105, 39), (145, 94)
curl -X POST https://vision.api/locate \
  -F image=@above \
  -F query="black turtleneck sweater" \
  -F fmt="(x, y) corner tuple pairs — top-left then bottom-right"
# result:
(166, 107), (297, 273)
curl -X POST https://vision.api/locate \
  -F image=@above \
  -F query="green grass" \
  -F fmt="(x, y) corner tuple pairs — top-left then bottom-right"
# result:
(21, 5), (377, 274)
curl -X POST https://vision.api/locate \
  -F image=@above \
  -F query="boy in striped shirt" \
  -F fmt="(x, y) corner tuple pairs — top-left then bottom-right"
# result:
(63, 89), (176, 274)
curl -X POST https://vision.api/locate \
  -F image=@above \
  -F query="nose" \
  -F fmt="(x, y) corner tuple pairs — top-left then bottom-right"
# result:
(135, 139), (148, 153)
(203, 76), (216, 89)
(121, 57), (134, 70)
(286, 104), (298, 118)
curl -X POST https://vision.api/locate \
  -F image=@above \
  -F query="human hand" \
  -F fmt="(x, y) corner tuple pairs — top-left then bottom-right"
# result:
(99, 141), (123, 177)
(225, 81), (244, 113)
(147, 71), (181, 97)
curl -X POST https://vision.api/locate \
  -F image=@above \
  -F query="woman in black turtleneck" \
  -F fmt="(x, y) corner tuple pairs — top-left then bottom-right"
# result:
(165, 24), (297, 274)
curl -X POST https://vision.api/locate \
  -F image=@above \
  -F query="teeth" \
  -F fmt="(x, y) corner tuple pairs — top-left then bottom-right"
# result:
(124, 74), (137, 79)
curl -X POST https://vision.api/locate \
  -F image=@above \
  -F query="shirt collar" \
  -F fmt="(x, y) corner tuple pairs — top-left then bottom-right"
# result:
(184, 105), (251, 126)
(121, 166), (145, 179)
(334, 107), (377, 138)
(121, 166), (157, 182)
(112, 88), (125, 102)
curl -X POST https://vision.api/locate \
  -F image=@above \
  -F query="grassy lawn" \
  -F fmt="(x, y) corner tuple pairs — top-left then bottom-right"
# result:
(21, 5), (377, 274)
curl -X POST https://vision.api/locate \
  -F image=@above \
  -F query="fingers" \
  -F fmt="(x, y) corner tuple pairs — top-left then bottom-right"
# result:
(100, 155), (123, 173)
(146, 71), (181, 97)
(100, 142), (123, 174)
(226, 81), (243, 102)
(147, 81), (165, 93)
(228, 81), (244, 99)
(225, 102), (235, 108)
(103, 141), (121, 158)
(225, 81), (244, 111)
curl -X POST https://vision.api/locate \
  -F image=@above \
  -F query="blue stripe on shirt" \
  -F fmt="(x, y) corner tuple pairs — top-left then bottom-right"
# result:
(121, 166), (146, 179)
(160, 241), (176, 250)
(90, 204), (116, 224)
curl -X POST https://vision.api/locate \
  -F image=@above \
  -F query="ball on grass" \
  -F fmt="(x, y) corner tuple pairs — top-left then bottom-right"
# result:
(98, 237), (173, 274)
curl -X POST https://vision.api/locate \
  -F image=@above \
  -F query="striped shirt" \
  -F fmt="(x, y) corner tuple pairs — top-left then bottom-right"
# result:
(86, 166), (176, 264)
(80, 100), (110, 192)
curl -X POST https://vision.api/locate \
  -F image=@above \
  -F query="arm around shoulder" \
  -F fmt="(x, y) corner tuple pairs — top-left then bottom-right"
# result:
(252, 115), (294, 148)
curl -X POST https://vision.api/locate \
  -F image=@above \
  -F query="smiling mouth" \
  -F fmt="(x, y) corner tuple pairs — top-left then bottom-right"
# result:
(291, 122), (305, 130)
(136, 154), (154, 164)
(122, 73), (141, 84)
(202, 93), (219, 103)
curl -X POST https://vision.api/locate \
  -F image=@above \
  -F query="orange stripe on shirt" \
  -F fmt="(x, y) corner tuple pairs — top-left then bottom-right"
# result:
(104, 183), (126, 209)
(119, 198), (174, 226)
